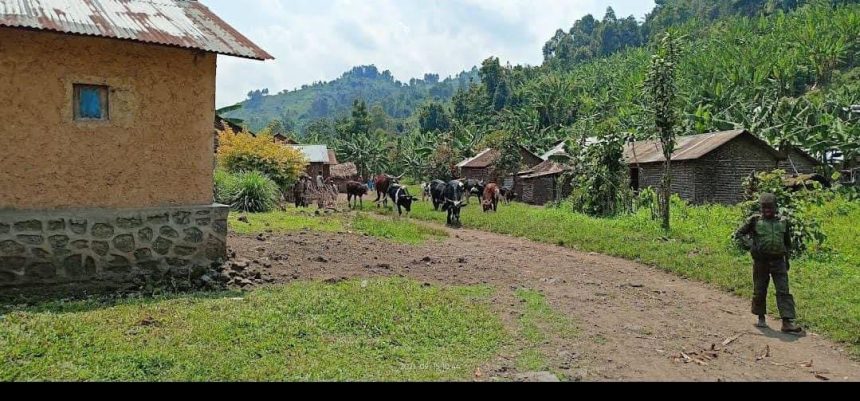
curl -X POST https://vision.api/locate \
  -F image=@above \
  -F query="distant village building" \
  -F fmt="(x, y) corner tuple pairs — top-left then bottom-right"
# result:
(0, 0), (272, 292)
(457, 146), (543, 185)
(330, 162), (360, 193)
(519, 161), (572, 205)
(289, 145), (339, 179)
(624, 130), (820, 205)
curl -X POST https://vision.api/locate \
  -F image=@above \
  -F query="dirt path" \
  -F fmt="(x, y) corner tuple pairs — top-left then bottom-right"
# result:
(229, 220), (860, 382)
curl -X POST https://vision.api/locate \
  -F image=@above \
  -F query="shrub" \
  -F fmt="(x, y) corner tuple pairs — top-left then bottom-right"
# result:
(226, 171), (279, 213)
(214, 168), (237, 204)
(216, 127), (307, 189)
(741, 170), (829, 255)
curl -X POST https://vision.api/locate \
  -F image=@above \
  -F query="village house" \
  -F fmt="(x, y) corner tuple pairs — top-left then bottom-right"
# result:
(625, 129), (820, 205)
(289, 145), (339, 180)
(456, 146), (544, 192)
(518, 160), (573, 205)
(0, 0), (272, 291)
(330, 162), (360, 193)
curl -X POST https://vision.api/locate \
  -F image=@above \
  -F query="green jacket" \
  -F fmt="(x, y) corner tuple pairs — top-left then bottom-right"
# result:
(734, 214), (792, 260)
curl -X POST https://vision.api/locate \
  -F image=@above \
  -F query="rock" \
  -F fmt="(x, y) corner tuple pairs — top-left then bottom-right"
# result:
(457, 257), (468, 264)
(231, 259), (250, 271)
(313, 256), (329, 263)
(515, 372), (560, 382)
(238, 214), (249, 224)
(377, 263), (391, 270)
(256, 233), (266, 242)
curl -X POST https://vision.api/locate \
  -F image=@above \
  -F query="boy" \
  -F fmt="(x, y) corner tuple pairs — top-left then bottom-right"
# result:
(734, 193), (802, 334)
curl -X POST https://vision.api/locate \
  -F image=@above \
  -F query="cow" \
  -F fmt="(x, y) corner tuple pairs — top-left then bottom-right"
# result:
(420, 182), (433, 202)
(442, 180), (466, 226)
(462, 179), (485, 204)
(373, 173), (404, 208)
(482, 183), (501, 213)
(387, 184), (418, 216)
(429, 180), (449, 211)
(346, 181), (369, 209)
(500, 187), (517, 205)
(293, 175), (311, 208)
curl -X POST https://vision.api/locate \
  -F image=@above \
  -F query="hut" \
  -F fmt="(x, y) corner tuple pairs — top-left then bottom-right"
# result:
(331, 162), (360, 193)
(288, 145), (338, 179)
(624, 129), (820, 205)
(519, 161), (573, 205)
(456, 146), (543, 184)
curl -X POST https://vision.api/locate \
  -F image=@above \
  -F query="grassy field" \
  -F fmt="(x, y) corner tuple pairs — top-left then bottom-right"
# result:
(0, 278), (506, 381)
(229, 208), (447, 245)
(372, 192), (860, 357)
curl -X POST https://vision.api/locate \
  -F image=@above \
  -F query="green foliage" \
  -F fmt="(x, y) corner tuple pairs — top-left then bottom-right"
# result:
(561, 131), (633, 217)
(216, 128), (307, 189)
(741, 169), (830, 254)
(225, 171), (279, 213)
(644, 32), (683, 230)
(213, 168), (237, 205)
(222, 65), (480, 133)
(418, 102), (453, 134)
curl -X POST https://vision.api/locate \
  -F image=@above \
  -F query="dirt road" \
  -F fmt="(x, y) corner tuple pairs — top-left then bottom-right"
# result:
(230, 220), (860, 382)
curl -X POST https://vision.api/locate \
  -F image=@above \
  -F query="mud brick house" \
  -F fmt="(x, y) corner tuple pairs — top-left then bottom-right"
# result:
(457, 146), (543, 184)
(0, 0), (272, 291)
(289, 145), (338, 179)
(519, 160), (573, 205)
(624, 130), (820, 205)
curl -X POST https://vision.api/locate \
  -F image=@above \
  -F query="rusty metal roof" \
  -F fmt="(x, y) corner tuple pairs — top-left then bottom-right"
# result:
(520, 160), (570, 179)
(0, 0), (273, 60)
(623, 130), (780, 164)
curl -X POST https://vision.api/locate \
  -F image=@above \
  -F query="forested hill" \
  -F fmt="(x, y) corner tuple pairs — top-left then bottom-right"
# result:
(221, 65), (480, 133)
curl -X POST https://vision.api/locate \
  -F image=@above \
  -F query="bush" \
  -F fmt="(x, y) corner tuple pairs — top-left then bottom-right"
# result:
(216, 127), (307, 189)
(741, 170), (829, 255)
(226, 171), (279, 213)
(214, 168), (237, 204)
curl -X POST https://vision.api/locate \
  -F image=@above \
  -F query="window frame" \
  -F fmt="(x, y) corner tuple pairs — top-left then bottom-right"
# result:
(73, 84), (110, 121)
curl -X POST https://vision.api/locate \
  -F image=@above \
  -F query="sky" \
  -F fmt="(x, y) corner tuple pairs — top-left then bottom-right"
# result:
(204, 0), (655, 108)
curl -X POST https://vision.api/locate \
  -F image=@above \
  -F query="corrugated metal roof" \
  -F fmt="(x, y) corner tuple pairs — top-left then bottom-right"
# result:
(0, 0), (273, 60)
(520, 160), (569, 179)
(289, 145), (330, 164)
(457, 149), (495, 168)
(623, 130), (780, 164)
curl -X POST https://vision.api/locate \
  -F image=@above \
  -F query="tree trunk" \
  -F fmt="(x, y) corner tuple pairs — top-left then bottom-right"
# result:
(661, 158), (671, 231)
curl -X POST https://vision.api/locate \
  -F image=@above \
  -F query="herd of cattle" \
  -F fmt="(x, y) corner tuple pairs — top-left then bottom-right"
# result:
(341, 174), (515, 226)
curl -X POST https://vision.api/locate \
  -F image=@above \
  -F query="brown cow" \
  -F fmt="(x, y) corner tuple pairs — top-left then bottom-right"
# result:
(373, 173), (403, 208)
(346, 181), (369, 209)
(482, 183), (501, 213)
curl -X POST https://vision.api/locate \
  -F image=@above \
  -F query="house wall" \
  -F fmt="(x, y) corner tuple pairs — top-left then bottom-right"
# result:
(521, 174), (570, 205)
(778, 149), (819, 175)
(635, 135), (782, 205)
(0, 28), (217, 210)
(0, 204), (228, 293)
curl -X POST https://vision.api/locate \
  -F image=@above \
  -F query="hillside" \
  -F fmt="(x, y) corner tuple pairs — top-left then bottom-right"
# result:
(221, 65), (480, 133)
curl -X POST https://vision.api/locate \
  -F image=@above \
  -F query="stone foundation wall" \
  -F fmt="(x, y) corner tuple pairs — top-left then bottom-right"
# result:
(0, 205), (228, 290)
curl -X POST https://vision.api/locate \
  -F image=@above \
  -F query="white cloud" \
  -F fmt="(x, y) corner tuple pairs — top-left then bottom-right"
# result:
(205, 0), (654, 108)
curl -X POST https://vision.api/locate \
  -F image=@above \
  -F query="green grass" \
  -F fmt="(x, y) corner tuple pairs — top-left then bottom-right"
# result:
(228, 208), (447, 245)
(0, 278), (505, 381)
(351, 214), (447, 245)
(514, 289), (578, 373)
(382, 190), (860, 357)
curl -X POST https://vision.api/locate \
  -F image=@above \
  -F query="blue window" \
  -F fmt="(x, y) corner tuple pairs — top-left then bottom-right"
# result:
(74, 84), (109, 120)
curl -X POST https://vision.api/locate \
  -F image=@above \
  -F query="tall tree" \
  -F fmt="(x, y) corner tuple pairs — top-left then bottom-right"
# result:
(644, 32), (682, 231)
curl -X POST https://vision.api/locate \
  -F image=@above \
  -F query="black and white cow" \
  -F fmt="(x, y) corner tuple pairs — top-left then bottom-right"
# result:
(387, 184), (418, 216)
(462, 179), (485, 204)
(442, 180), (466, 226)
(429, 180), (448, 211)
